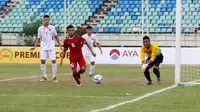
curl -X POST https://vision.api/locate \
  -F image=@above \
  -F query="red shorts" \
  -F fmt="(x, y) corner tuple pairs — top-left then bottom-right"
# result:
(70, 57), (86, 70)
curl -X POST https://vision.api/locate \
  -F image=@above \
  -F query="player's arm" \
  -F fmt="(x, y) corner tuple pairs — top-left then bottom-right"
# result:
(30, 28), (41, 50)
(60, 41), (68, 66)
(140, 47), (148, 72)
(97, 42), (103, 55)
(150, 45), (158, 63)
(53, 27), (62, 50)
(85, 41), (96, 57)
(140, 46), (145, 64)
(94, 35), (103, 55)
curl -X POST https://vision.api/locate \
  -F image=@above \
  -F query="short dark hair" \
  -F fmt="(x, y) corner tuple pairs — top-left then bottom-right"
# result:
(67, 25), (74, 30)
(86, 25), (92, 29)
(143, 36), (150, 40)
(44, 15), (50, 19)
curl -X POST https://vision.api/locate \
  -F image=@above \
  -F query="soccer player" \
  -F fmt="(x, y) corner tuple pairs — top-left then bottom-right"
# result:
(82, 26), (102, 78)
(60, 25), (96, 86)
(140, 36), (164, 85)
(30, 15), (62, 82)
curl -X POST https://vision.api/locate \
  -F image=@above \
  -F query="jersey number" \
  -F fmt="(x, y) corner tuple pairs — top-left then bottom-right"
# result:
(71, 43), (75, 47)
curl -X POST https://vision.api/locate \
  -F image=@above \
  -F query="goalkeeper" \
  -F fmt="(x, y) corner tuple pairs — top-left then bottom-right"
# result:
(140, 36), (163, 85)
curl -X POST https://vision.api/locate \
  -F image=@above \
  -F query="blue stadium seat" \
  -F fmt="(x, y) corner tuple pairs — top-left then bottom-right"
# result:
(131, 16), (137, 20)
(108, 12), (112, 16)
(103, 28), (109, 32)
(130, 5), (135, 8)
(115, 4), (120, 8)
(30, 2), (34, 5)
(116, 19), (122, 24)
(109, 28), (115, 32)
(155, 1), (160, 5)
(168, 4), (173, 8)
(26, 5), (31, 9)
(93, 1), (98, 5)
(35, 1), (40, 5)
(136, 5), (140, 8)
(127, 8), (132, 12)
(88, 1), (92, 4)
(39, 8), (43, 12)
(54, 9), (59, 12)
(114, 28), (120, 32)
(151, 4), (156, 8)
(92, 28), (98, 33)
(129, 1), (133, 4)
(157, 12), (163, 16)
(91, 8), (96, 12)
(118, 12), (124, 16)
(34, 12), (39, 16)
(113, 12), (118, 16)
(130, 12), (134, 16)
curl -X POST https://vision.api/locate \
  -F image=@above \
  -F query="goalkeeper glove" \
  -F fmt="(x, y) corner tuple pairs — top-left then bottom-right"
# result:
(142, 64), (148, 72)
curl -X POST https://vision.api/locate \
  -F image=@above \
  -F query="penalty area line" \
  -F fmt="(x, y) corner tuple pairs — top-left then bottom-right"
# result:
(90, 84), (178, 112)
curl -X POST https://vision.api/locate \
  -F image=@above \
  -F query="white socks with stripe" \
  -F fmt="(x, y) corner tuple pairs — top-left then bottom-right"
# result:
(52, 63), (57, 78)
(89, 65), (95, 75)
(41, 64), (47, 77)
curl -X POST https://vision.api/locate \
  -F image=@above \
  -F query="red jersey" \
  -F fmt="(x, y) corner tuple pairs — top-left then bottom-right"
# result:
(63, 36), (86, 60)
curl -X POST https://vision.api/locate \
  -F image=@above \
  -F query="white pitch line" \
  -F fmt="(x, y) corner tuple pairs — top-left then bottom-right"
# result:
(0, 76), (38, 82)
(0, 73), (72, 82)
(90, 84), (178, 112)
(0, 94), (126, 99)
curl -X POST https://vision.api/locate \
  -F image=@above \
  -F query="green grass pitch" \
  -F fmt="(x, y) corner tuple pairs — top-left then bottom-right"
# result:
(0, 64), (199, 112)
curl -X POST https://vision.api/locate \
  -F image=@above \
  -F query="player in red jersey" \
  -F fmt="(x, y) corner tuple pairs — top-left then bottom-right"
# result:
(60, 25), (96, 86)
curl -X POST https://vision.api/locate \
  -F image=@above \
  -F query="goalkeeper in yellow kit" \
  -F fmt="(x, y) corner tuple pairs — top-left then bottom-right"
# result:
(140, 36), (163, 85)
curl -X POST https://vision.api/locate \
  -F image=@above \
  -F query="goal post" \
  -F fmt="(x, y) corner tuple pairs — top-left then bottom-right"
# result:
(175, 0), (181, 84)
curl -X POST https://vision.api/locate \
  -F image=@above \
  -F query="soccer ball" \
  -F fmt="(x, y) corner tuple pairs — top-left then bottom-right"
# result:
(93, 74), (103, 84)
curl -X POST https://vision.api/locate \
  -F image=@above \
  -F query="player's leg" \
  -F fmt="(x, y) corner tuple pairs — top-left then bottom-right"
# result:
(70, 60), (81, 86)
(77, 53), (88, 79)
(77, 57), (86, 77)
(153, 54), (164, 84)
(89, 55), (96, 77)
(143, 57), (154, 85)
(49, 50), (58, 82)
(40, 50), (48, 82)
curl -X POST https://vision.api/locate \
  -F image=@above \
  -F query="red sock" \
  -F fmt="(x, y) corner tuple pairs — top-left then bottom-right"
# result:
(73, 73), (80, 85)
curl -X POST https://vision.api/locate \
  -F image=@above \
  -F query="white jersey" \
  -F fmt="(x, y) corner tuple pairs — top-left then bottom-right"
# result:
(82, 33), (99, 55)
(37, 25), (57, 50)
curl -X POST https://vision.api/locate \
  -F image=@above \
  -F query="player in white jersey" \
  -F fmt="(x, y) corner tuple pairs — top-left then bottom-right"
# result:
(82, 26), (102, 78)
(30, 15), (62, 82)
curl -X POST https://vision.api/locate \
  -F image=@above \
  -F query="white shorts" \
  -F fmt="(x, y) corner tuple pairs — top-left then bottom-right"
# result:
(83, 53), (95, 63)
(40, 50), (56, 60)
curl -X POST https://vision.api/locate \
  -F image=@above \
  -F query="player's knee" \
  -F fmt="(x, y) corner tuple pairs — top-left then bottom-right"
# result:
(80, 67), (86, 73)
(72, 69), (77, 74)
(153, 68), (159, 74)
(144, 69), (149, 74)
(91, 62), (95, 65)
(41, 60), (46, 64)
(52, 60), (56, 64)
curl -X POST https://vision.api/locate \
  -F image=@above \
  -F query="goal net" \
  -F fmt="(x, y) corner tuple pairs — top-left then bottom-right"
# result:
(178, 0), (200, 85)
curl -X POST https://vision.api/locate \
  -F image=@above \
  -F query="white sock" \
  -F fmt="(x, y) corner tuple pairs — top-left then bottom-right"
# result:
(52, 63), (57, 78)
(41, 64), (47, 77)
(76, 63), (80, 72)
(89, 65), (95, 75)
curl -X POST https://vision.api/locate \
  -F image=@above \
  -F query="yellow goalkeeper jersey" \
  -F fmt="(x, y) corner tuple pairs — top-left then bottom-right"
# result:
(140, 42), (161, 62)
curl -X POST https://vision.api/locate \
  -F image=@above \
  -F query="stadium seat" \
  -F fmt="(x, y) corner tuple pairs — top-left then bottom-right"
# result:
(0, 0), (199, 33)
